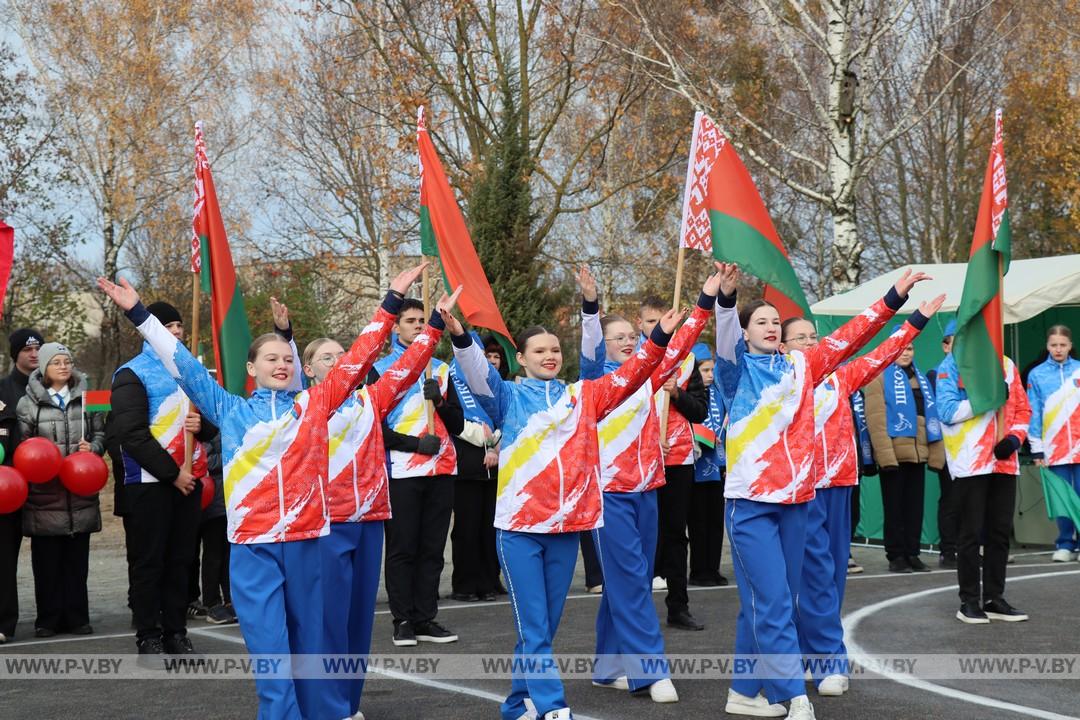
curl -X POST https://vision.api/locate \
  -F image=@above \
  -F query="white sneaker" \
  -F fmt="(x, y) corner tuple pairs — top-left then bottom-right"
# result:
(817, 674), (848, 696)
(1051, 548), (1074, 562)
(652, 576), (667, 591)
(724, 688), (787, 717)
(786, 695), (816, 720)
(542, 709), (571, 720)
(350, 713), (365, 720)
(587, 585), (603, 594)
(649, 678), (679, 703)
(591, 675), (629, 690)
(0, 632), (7, 645)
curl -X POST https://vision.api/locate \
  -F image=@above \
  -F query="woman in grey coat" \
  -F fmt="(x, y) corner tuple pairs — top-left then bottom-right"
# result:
(16, 342), (106, 637)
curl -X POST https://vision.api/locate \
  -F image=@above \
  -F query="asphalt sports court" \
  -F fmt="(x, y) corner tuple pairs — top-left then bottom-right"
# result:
(1, 547), (1076, 720)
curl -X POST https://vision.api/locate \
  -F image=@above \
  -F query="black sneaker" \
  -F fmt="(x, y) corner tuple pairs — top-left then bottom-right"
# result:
(716, 574), (729, 586)
(393, 620), (418, 647)
(69, 624), (94, 635)
(206, 604), (235, 625)
(34, 627), (56, 638)
(667, 611), (705, 631)
(136, 635), (166, 668)
(983, 598), (1029, 622)
(449, 592), (479, 602)
(164, 633), (198, 655)
(908, 556), (931, 572)
(414, 620), (458, 643)
(956, 602), (990, 624)
(938, 553), (957, 569)
(187, 602), (207, 619)
(888, 558), (913, 573)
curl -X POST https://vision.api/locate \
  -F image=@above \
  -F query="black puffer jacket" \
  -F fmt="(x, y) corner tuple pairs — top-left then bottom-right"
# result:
(16, 370), (106, 537)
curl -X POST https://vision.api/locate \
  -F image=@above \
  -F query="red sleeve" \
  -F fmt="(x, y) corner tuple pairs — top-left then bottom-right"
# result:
(589, 339), (666, 421)
(650, 305), (709, 388)
(310, 306), (396, 418)
(805, 295), (900, 384)
(833, 321), (919, 393)
(367, 327), (444, 418)
(1003, 359), (1031, 443)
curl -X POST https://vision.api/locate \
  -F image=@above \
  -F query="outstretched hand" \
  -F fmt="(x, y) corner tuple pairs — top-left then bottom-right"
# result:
(270, 296), (290, 331)
(435, 285), (464, 318)
(919, 294), (946, 318)
(704, 262), (739, 297)
(659, 307), (687, 335)
(576, 265), (598, 303)
(390, 262), (429, 295)
(437, 301), (466, 336)
(97, 277), (140, 311)
(893, 268), (932, 298)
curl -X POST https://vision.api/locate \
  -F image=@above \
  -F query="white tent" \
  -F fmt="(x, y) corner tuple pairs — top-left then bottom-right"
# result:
(810, 255), (1080, 324)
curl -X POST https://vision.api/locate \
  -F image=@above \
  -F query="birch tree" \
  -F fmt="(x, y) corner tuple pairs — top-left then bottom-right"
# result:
(609, 0), (999, 292)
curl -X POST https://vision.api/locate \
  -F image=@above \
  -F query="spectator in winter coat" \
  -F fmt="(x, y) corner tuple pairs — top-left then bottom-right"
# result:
(0, 327), (43, 643)
(16, 342), (106, 637)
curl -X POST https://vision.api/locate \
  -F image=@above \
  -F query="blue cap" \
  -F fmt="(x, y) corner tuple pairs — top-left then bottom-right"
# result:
(943, 319), (957, 338)
(691, 342), (712, 363)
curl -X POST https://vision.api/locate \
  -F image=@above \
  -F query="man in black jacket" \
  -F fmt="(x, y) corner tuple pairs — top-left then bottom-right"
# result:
(105, 302), (218, 660)
(0, 328), (43, 643)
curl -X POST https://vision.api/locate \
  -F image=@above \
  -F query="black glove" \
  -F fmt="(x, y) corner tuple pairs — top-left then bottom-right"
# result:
(416, 434), (441, 456)
(860, 463), (879, 478)
(993, 434), (1021, 460)
(422, 379), (443, 405)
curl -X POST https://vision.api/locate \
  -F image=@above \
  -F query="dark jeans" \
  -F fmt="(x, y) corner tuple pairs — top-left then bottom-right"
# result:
(656, 464), (694, 615)
(937, 466), (959, 556)
(189, 515), (231, 608)
(579, 531), (603, 589)
(30, 533), (91, 632)
(385, 475), (454, 624)
(879, 462), (926, 560)
(125, 481), (202, 639)
(0, 510), (21, 637)
(688, 478), (725, 582)
(451, 476), (500, 595)
(954, 473), (1016, 605)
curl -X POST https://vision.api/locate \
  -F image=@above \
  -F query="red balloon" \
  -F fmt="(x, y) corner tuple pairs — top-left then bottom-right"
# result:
(200, 476), (215, 510)
(0, 466), (29, 513)
(58, 452), (109, 496)
(14, 437), (63, 484)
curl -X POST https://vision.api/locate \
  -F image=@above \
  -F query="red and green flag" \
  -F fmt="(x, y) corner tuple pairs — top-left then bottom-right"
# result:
(192, 122), (253, 396)
(83, 390), (111, 413)
(1041, 467), (1080, 527)
(954, 109), (1010, 415)
(417, 106), (516, 366)
(680, 111), (812, 322)
(692, 423), (716, 449)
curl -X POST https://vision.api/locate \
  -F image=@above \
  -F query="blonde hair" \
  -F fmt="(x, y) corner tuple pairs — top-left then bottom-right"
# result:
(302, 338), (337, 368)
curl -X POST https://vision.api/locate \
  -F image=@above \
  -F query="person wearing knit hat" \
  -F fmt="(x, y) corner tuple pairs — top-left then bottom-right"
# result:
(0, 327), (45, 643)
(146, 303), (183, 340)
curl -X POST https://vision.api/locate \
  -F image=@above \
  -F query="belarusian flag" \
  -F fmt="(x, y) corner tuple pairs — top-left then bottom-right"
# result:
(83, 390), (111, 413)
(192, 122), (253, 396)
(680, 111), (812, 321)
(692, 423), (716, 449)
(1041, 467), (1080, 527)
(954, 109), (1010, 415)
(417, 107), (516, 364)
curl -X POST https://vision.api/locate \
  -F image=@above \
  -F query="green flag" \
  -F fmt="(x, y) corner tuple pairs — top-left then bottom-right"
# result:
(1041, 467), (1080, 527)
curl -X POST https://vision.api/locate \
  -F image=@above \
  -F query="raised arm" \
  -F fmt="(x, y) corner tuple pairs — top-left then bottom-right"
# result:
(368, 316), (445, 418)
(713, 263), (743, 402)
(650, 268), (723, 387)
(805, 269), (930, 383)
(577, 265), (606, 381)
(310, 264), (428, 416)
(271, 296), (305, 394)
(591, 309), (682, 420)
(449, 332), (510, 425)
(833, 295), (943, 393)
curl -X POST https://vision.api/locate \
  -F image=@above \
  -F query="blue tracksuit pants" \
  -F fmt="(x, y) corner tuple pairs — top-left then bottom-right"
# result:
(726, 498), (808, 703)
(796, 486), (851, 682)
(316, 520), (385, 719)
(1052, 464), (1080, 550)
(231, 537), (324, 720)
(496, 529), (579, 720)
(592, 490), (668, 691)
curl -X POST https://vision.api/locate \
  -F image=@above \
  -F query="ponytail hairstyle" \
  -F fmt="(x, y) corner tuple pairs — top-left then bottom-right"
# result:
(1047, 324), (1073, 341)
(247, 333), (289, 363)
(738, 299), (776, 329)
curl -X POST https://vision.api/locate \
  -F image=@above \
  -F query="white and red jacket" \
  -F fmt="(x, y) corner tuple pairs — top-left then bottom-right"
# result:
(451, 327), (672, 533)
(1025, 355), (1080, 467)
(813, 316), (925, 490)
(660, 353), (699, 467)
(715, 288), (904, 504)
(936, 354), (1031, 477)
(579, 299), (713, 493)
(125, 294), (401, 544)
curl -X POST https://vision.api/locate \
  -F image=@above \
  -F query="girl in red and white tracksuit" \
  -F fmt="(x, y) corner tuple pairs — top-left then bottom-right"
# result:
(99, 267), (425, 720)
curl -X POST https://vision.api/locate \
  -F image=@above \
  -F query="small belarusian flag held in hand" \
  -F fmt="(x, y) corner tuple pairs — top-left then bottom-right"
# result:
(692, 423), (717, 449)
(954, 109), (1011, 415)
(83, 390), (112, 413)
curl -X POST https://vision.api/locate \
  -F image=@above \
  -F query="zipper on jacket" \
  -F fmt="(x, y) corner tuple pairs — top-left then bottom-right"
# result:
(271, 391), (286, 530)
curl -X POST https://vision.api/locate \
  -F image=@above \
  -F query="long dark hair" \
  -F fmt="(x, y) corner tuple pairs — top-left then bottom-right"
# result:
(739, 299), (776, 329)
(514, 326), (558, 353)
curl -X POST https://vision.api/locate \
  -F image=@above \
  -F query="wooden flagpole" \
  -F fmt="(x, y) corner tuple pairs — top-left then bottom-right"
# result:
(659, 246), (687, 439)
(995, 253), (1005, 441)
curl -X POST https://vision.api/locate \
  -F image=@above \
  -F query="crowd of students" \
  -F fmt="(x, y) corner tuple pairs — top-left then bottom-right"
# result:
(0, 258), (1074, 720)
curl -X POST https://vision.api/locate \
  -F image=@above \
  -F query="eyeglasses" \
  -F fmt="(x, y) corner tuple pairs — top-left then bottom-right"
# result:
(785, 334), (818, 344)
(315, 353), (344, 366)
(47, 358), (73, 368)
(604, 335), (636, 345)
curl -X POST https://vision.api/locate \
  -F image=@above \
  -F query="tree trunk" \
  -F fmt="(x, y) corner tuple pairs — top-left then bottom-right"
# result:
(830, 200), (862, 291)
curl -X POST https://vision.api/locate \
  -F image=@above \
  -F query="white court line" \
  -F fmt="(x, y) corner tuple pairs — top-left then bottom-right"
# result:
(0, 630), (134, 649)
(843, 568), (1080, 720)
(189, 626), (608, 720)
